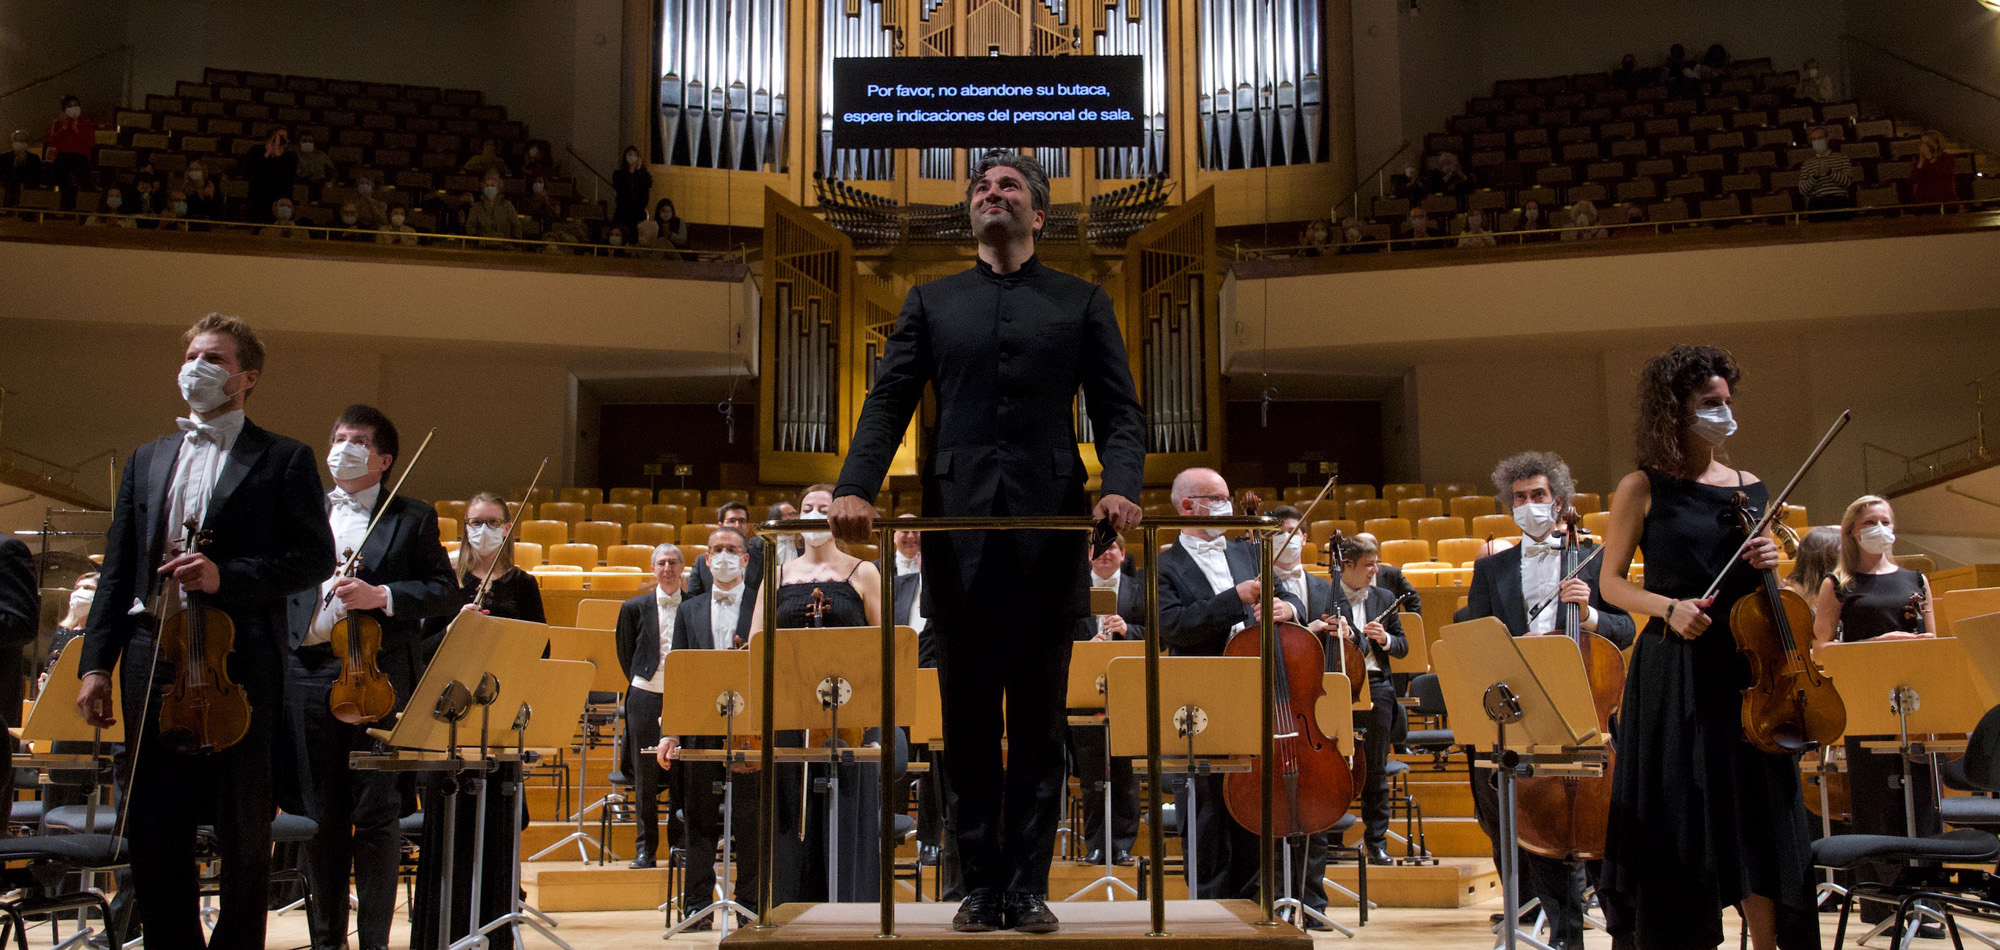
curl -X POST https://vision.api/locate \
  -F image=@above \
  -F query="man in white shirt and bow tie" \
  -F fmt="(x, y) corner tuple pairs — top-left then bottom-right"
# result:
(1156, 467), (1304, 899)
(615, 543), (686, 869)
(1462, 451), (1634, 950)
(1322, 535), (1410, 866)
(655, 527), (761, 928)
(79, 313), (336, 950)
(1066, 537), (1143, 865)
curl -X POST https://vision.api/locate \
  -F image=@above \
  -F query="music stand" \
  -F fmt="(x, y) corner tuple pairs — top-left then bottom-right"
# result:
(1063, 640), (1145, 902)
(1937, 588), (2000, 637)
(1106, 655), (1262, 906)
(16, 641), (121, 947)
(752, 625), (919, 901)
(1819, 639), (1993, 836)
(655, 649), (759, 938)
(535, 624), (627, 862)
(1432, 617), (1606, 950)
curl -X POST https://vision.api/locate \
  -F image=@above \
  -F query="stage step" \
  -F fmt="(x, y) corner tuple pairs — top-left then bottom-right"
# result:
(724, 898), (1309, 950)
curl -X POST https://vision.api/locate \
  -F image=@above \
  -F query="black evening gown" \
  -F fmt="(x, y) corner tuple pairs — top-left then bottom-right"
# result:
(1835, 569), (1925, 642)
(765, 578), (886, 904)
(1600, 470), (1819, 950)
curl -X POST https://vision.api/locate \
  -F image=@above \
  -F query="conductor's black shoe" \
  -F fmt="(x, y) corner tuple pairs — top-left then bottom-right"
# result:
(952, 891), (1004, 933)
(1114, 849), (1136, 866)
(1364, 843), (1393, 865)
(919, 843), (941, 866)
(629, 846), (656, 870)
(1085, 848), (1107, 865)
(1005, 892), (1060, 933)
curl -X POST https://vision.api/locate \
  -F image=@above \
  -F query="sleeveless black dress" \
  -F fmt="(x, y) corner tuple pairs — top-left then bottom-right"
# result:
(1600, 470), (1818, 950)
(1836, 568), (1926, 642)
(766, 575), (886, 904)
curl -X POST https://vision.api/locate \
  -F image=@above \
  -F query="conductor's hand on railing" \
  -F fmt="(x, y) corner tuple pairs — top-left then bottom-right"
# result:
(1094, 493), (1144, 532)
(830, 495), (879, 544)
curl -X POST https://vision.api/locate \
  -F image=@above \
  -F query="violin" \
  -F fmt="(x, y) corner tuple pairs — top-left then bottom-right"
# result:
(1515, 507), (1626, 860)
(1726, 489), (1847, 755)
(325, 427), (437, 726)
(1903, 589), (1928, 634)
(155, 520), (252, 755)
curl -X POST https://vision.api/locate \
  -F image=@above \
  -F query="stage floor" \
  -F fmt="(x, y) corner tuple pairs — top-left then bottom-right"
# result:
(720, 900), (1311, 949)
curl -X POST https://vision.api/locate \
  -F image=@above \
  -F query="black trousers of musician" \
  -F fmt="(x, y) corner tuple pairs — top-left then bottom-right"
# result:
(411, 762), (522, 950)
(1066, 718), (1139, 857)
(935, 565), (1075, 897)
(1356, 677), (1399, 846)
(680, 755), (763, 915)
(624, 687), (673, 858)
(1468, 751), (1589, 950)
(284, 646), (403, 950)
(1176, 774), (1260, 900)
(119, 632), (280, 950)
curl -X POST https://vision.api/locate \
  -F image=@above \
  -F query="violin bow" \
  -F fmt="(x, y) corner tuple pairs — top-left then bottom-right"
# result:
(1525, 545), (1607, 622)
(1699, 410), (1850, 602)
(320, 427), (438, 611)
(473, 456), (550, 610)
(1271, 477), (1338, 556)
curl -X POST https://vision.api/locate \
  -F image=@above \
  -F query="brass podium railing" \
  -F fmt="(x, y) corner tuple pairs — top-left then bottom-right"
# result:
(754, 514), (1288, 938)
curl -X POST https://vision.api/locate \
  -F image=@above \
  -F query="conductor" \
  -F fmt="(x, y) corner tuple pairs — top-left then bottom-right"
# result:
(831, 151), (1146, 933)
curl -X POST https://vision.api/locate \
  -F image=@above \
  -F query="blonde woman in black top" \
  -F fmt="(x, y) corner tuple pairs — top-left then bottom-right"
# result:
(1812, 495), (1933, 647)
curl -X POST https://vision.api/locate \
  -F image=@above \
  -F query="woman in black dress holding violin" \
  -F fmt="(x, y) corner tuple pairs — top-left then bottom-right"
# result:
(746, 484), (889, 904)
(1597, 345), (1817, 950)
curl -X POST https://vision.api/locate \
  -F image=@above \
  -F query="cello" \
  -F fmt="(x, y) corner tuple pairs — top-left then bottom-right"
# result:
(1221, 515), (1356, 838)
(155, 519), (253, 755)
(326, 428), (437, 725)
(1712, 412), (1851, 755)
(1514, 507), (1626, 859)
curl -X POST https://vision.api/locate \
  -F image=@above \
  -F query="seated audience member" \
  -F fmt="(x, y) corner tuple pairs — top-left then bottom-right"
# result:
(520, 177), (562, 226)
(1337, 217), (1379, 254)
(331, 201), (372, 241)
(158, 190), (192, 231)
(375, 205), (419, 246)
(1612, 53), (1649, 91)
(521, 140), (559, 180)
(85, 186), (136, 227)
(1662, 43), (1694, 95)
(1797, 59), (1835, 102)
(652, 198), (690, 249)
(465, 173), (522, 244)
(1797, 127), (1855, 214)
(260, 197), (310, 238)
(1402, 206), (1443, 248)
(294, 132), (334, 187)
(1301, 218), (1334, 256)
(181, 163), (222, 222)
(1910, 131), (1957, 207)
(1427, 152), (1471, 196)
(632, 218), (670, 258)
(1456, 208), (1496, 248)
(352, 175), (389, 228)
(604, 224), (630, 254)
(1691, 43), (1729, 81)
(461, 139), (511, 178)
(2, 130), (42, 207)
(1561, 199), (1608, 241)
(1516, 200), (1554, 243)
(129, 173), (163, 218)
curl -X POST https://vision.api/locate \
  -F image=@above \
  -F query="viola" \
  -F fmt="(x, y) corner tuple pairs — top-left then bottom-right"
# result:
(1514, 508), (1626, 860)
(1726, 490), (1847, 755)
(156, 520), (252, 755)
(328, 547), (396, 726)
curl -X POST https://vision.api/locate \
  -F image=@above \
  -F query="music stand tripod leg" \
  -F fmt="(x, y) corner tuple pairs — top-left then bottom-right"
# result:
(661, 719), (756, 938)
(470, 707), (573, 950)
(1271, 834), (1353, 937)
(1490, 699), (1556, 950)
(1063, 725), (1138, 901)
(529, 721), (610, 862)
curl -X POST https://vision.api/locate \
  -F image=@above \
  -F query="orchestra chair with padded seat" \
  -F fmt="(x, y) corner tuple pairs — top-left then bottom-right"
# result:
(1432, 482), (1482, 500)
(657, 489), (702, 508)
(706, 489), (750, 506)
(1417, 516), (1468, 547)
(540, 501), (587, 525)
(1382, 483), (1428, 504)
(1569, 492), (1602, 515)
(519, 519), (569, 549)
(1450, 496), (1499, 521)
(591, 503), (638, 527)
(1471, 514), (1517, 539)
(550, 543), (600, 570)
(608, 488), (653, 508)
(559, 488), (604, 507)
(1347, 499), (1392, 523)
(1436, 538), (1486, 567)
(641, 504), (688, 525)
(436, 516), (458, 543)
(573, 520), (624, 551)
(1363, 518), (1414, 542)
(1334, 485), (1377, 504)
(1377, 539), (1432, 567)
(607, 544), (655, 571)
(626, 523), (678, 547)
(513, 542), (545, 566)
(1397, 497), (1445, 521)
(437, 499), (469, 524)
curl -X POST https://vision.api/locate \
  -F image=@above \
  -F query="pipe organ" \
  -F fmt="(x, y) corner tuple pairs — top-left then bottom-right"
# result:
(1195, 0), (1323, 169)
(659, 0), (791, 170)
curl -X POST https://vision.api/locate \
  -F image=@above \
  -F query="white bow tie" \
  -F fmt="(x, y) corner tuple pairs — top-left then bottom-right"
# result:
(713, 590), (739, 607)
(1525, 539), (1562, 558)
(1092, 575), (1119, 588)
(328, 488), (368, 513)
(178, 417), (220, 444)
(1277, 568), (1306, 583)
(1184, 536), (1227, 556)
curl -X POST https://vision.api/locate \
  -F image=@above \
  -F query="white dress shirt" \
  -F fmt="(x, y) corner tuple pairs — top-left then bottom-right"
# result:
(160, 410), (244, 618)
(1340, 581), (1381, 672)
(709, 584), (744, 651)
(1519, 534), (1596, 634)
(902, 573), (926, 634)
(307, 481), (389, 646)
(637, 589), (682, 691)
(1091, 570), (1120, 638)
(1276, 564), (1310, 621)
(1180, 533), (1234, 595)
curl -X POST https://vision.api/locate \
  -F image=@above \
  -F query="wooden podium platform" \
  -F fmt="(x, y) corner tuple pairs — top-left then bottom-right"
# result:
(721, 900), (1312, 950)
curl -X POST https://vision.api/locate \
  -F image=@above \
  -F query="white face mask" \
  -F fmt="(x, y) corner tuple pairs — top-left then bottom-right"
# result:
(187, 169), (204, 182)
(340, 213), (357, 225)
(104, 196), (122, 209)
(1857, 523), (1896, 555)
(327, 440), (372, 481)
(1513, 502), (1557, 539)
(275, 205), (293, 220)
(69, 587), (95, 613)
(1690, 404), (1738, 445)
(65, 106), (81, 119)
(708, 551), (744, 583)
(1811, 139), (1829, 154)
(300, 142), (315, 152)
(483, 185), (499, 199)
(800, 510), (833, 547)
(178, 358), (236, 413)
(465, 523), (506, 558)
(1277, 532), (1304, 565)
(358, 182), (373, 194)
(626, 153), (640, 166)
(390, 214), (406, 227)
(532, 181), (545, 193)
